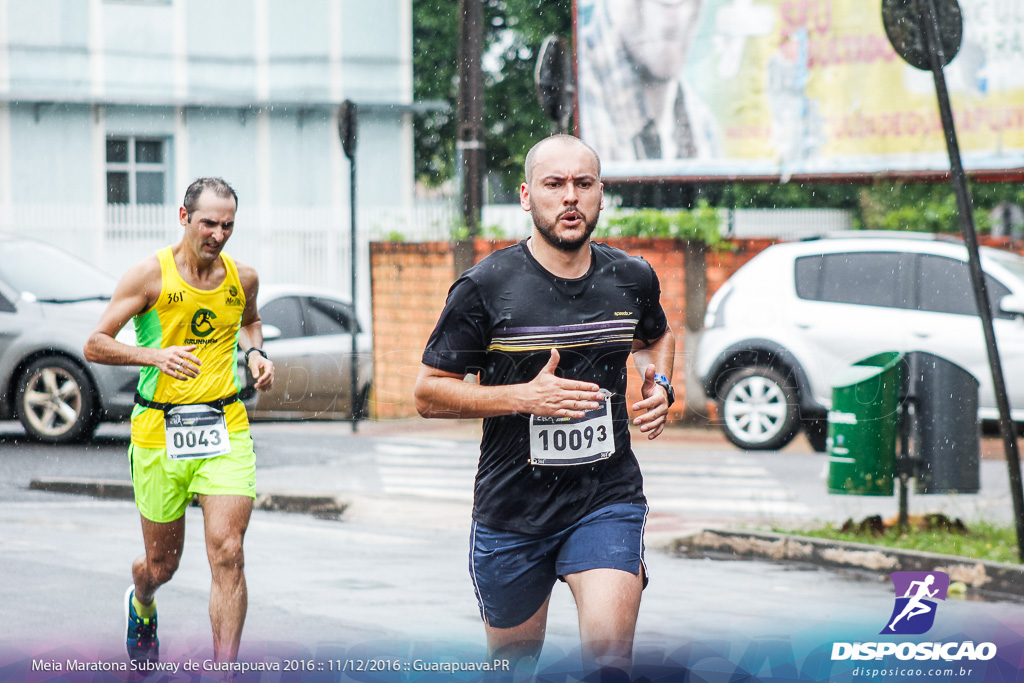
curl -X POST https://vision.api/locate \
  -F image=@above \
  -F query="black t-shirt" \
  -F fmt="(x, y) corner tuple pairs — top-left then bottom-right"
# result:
(421, 240), (669, 534)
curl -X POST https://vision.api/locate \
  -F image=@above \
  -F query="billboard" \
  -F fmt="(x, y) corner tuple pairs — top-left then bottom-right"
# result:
(575, 0), (1024, 181)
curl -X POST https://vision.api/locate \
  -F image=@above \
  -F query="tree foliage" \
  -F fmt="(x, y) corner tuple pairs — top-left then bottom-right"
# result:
(853, 180), (1020, 233)
(412, 0), (460, 184)
(597, 203), (729, 248)
(413, 0), (571, 191)
(714, 179), (1019, 234)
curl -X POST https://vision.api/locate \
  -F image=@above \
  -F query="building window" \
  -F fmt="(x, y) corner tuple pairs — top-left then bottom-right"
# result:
(106, 137), (168, 205)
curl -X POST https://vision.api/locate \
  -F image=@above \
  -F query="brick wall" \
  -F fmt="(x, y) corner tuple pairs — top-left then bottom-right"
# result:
(370, 242), (456, 419)
(980, 236), (1024, 255)
(369, 237), (762, 420)
(602, 239), (688, 419)
(369, 235), (1024, 420)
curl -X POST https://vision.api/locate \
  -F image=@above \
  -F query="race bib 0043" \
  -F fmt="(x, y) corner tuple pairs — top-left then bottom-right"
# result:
(529, 394), (615, 466)
(164, 404), (231, 460)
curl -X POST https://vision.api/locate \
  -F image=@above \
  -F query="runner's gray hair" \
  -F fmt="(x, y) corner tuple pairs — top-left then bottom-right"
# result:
(183, 177), (238, 221)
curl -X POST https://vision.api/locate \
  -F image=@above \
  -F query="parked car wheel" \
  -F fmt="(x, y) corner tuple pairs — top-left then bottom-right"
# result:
(717, 366), (800, 451)
(803, 417), (829, 453)
(15, 356), (99, 443)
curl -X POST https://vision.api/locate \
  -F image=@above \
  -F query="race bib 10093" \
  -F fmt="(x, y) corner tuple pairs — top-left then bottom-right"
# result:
(529, 394), (615, 466)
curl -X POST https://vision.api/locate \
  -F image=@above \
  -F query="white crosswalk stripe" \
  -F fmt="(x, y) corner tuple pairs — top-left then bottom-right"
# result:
(375, 438), (478, 501)
(373, 439), (810, 517)
(641, 451), (811, 517)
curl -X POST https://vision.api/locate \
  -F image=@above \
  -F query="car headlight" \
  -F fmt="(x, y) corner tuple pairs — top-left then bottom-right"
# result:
(705, 287), (734, 329)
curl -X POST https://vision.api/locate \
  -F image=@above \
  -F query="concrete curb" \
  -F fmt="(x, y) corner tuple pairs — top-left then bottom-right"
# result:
(676, 529), (1024, 597)
(30, 478), (135, 500)
(28, 478), (348, 520)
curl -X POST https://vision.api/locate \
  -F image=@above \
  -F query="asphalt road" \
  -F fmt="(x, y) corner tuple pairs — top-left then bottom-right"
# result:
(3, 418), (1020, 533)
(4, 419), (1024, 681)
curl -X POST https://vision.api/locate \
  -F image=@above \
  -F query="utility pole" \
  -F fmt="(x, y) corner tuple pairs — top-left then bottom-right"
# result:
(455, 0), (485, 276)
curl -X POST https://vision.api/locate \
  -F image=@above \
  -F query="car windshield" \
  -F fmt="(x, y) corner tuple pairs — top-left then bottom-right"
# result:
(0, 241), (115, 302)
(990, 252), (1024, 289)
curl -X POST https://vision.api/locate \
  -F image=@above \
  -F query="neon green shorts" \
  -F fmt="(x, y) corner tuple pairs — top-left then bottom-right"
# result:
(128, 429), (256, 523)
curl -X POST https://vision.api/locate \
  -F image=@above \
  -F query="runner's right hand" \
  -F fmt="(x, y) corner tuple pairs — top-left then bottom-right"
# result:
(519, 349), (604, 418)
(155, 345), (201, 381)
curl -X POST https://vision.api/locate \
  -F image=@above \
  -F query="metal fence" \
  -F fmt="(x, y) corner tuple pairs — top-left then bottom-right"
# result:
(0, 202), (853, 291)
(721, 208), (853, 239)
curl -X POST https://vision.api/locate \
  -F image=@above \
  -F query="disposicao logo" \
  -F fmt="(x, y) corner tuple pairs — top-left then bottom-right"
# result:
(882, 571), (949, 635)
(831, 570), (997, 663)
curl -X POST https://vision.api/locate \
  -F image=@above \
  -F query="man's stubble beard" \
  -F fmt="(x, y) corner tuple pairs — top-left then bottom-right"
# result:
(531, 208), (600, 253)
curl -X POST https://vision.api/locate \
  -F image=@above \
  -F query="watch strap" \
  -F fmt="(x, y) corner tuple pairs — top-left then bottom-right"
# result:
(653, 373), (675, 407)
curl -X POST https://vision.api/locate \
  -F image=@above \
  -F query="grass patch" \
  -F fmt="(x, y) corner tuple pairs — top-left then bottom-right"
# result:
(780, 517), (1021, 565)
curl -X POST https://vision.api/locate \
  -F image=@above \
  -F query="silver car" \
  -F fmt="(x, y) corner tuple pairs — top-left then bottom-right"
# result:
(0, 233), (138, 442)
(240, 285), (373, 420)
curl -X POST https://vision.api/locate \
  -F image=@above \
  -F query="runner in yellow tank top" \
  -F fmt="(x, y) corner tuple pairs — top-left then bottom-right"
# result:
(85, 178), (275, 666)
(130, 246), (249, 447)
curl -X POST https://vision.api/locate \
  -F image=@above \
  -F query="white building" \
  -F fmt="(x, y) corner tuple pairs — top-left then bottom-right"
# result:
(0, 0), (415, 298)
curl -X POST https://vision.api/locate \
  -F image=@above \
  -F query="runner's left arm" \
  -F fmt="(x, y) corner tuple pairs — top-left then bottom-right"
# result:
(237, 263), (274, 392)
(630, 324), (675, 440)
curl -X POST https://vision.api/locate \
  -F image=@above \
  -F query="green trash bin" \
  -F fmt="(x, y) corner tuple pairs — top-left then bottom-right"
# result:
(826, 351), (903, 496)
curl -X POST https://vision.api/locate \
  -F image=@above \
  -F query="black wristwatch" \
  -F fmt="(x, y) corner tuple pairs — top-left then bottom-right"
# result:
(244, 347), (268, 364)
(653, 373), (675, 408)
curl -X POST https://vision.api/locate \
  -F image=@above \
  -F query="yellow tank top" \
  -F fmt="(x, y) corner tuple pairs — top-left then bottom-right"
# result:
(131, 247), (249, 448)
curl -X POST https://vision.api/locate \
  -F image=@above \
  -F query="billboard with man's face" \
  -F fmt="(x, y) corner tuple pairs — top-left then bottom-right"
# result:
(575, 0), (1024, 181)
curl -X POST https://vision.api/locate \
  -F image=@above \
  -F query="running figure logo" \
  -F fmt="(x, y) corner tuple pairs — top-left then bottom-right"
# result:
(881, 571), (949, 635)
(190, 309), (218, 338)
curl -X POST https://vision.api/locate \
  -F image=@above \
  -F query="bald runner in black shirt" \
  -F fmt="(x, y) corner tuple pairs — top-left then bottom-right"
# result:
(422, 240), (667, 535)
(415, 134), (676, 675)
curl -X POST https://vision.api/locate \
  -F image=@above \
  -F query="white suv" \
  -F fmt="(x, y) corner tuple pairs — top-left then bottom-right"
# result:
(696, 233), (1024, 451)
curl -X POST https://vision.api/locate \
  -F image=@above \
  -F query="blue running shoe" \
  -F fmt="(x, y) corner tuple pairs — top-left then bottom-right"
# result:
(124, 586), (159, 663)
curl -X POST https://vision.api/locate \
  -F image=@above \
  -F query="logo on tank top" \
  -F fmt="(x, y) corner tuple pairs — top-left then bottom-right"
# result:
(185, 309), (219, 344)
(225, 285), (243, 307)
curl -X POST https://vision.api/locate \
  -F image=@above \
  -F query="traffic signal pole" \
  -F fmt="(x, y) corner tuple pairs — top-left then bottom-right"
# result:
(919, 0), (1024, 560)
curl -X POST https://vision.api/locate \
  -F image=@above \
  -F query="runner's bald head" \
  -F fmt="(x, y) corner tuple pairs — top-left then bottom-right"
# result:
(524, 135), (602, 186)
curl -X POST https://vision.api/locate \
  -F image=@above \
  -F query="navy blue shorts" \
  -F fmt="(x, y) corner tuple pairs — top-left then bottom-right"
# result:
(469, 503), (649, 629)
